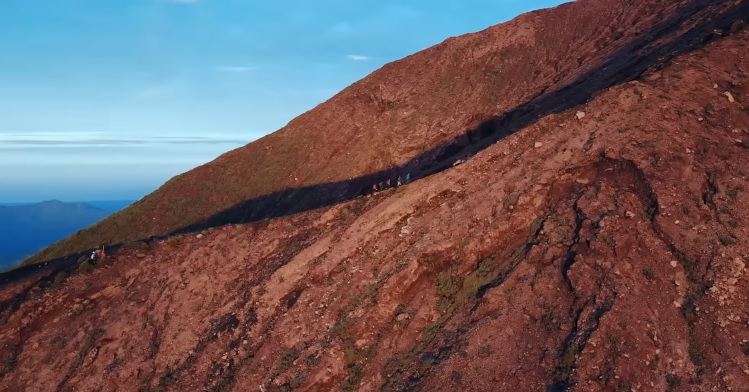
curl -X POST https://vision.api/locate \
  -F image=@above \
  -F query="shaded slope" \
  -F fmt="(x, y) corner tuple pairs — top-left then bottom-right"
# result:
(2, 27), (749, 391)
(25, 0), (746, 265)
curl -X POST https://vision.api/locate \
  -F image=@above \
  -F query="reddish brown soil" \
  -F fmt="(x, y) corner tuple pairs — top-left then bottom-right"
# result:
(2, 21), (749, 391)
(24, 0), (746, 265)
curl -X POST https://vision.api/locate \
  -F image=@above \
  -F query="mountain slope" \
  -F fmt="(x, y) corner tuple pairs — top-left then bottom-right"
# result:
(1, 18), (749, 392)
(0, 201), (109, 271)
(24, 0), (748, 266)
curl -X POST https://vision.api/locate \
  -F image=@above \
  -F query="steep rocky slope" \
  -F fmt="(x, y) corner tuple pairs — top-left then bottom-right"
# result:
(2, 21), (749, 391)
(24, 0), (748, 265)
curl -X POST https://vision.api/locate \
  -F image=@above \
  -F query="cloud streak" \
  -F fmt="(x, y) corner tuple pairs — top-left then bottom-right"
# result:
(0, 132), (248, 149)
(345, 54), (370, 61)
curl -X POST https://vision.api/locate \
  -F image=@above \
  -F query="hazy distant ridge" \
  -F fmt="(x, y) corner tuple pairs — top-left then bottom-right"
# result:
(0, 200), (129, 270)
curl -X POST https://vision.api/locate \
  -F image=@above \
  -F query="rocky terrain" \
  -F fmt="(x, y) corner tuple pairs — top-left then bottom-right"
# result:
(2, 0), (749, 391)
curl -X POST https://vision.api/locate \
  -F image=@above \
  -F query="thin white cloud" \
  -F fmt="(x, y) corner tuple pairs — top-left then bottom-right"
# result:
(0, 132), (249, 148)
(170, 0), (201, 4)
(215, 66), (254, 73)
(345, 55), (370, 61)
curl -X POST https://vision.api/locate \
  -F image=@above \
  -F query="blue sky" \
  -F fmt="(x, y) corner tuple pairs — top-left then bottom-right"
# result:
(0, 0), (566, 203)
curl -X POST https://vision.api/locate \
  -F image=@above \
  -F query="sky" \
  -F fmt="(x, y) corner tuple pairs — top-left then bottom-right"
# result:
(0, 0), (567, 203)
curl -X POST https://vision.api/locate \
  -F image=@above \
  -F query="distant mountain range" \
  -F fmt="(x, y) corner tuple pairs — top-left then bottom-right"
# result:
(0, 200), (132, 271)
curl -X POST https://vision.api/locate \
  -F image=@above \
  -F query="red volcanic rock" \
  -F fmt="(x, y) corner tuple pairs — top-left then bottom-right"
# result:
(4, 1), (749, 391)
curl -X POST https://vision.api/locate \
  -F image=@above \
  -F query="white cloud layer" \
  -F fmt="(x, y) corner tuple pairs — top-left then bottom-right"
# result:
(345, 54), (370, 61)
(0, 131), (248, 148)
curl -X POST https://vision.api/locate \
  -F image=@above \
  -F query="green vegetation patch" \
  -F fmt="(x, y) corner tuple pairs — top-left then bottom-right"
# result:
(381, 216), (547, 389)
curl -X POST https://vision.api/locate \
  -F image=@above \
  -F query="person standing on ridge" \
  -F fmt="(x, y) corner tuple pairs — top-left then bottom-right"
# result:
(397, 176), (402, 187)
(386, 178), (391, 188)
(405, 173), (411, 183)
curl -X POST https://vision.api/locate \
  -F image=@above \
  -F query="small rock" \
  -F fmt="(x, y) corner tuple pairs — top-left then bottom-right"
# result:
(576, 111), (586, 120)
(674, 301), (682, 308)
(396, 313), (409, 322)
(724, 91), (736, 103)
(670, 260), (678, 268)
(625, 211), (636, 218)
(534, 142), (543, 148)
(675, 220), (680, 225)
(196, 234), (204, 239)
(734, 257), (745, 272)
(714, 84), (719, 89)
(698, 117), (704, 122)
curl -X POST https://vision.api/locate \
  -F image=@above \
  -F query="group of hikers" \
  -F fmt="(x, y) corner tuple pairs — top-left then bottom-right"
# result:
(372, 172), (411, 193)
(89, 247), (106, 265)
(80, 173), (416, 265)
